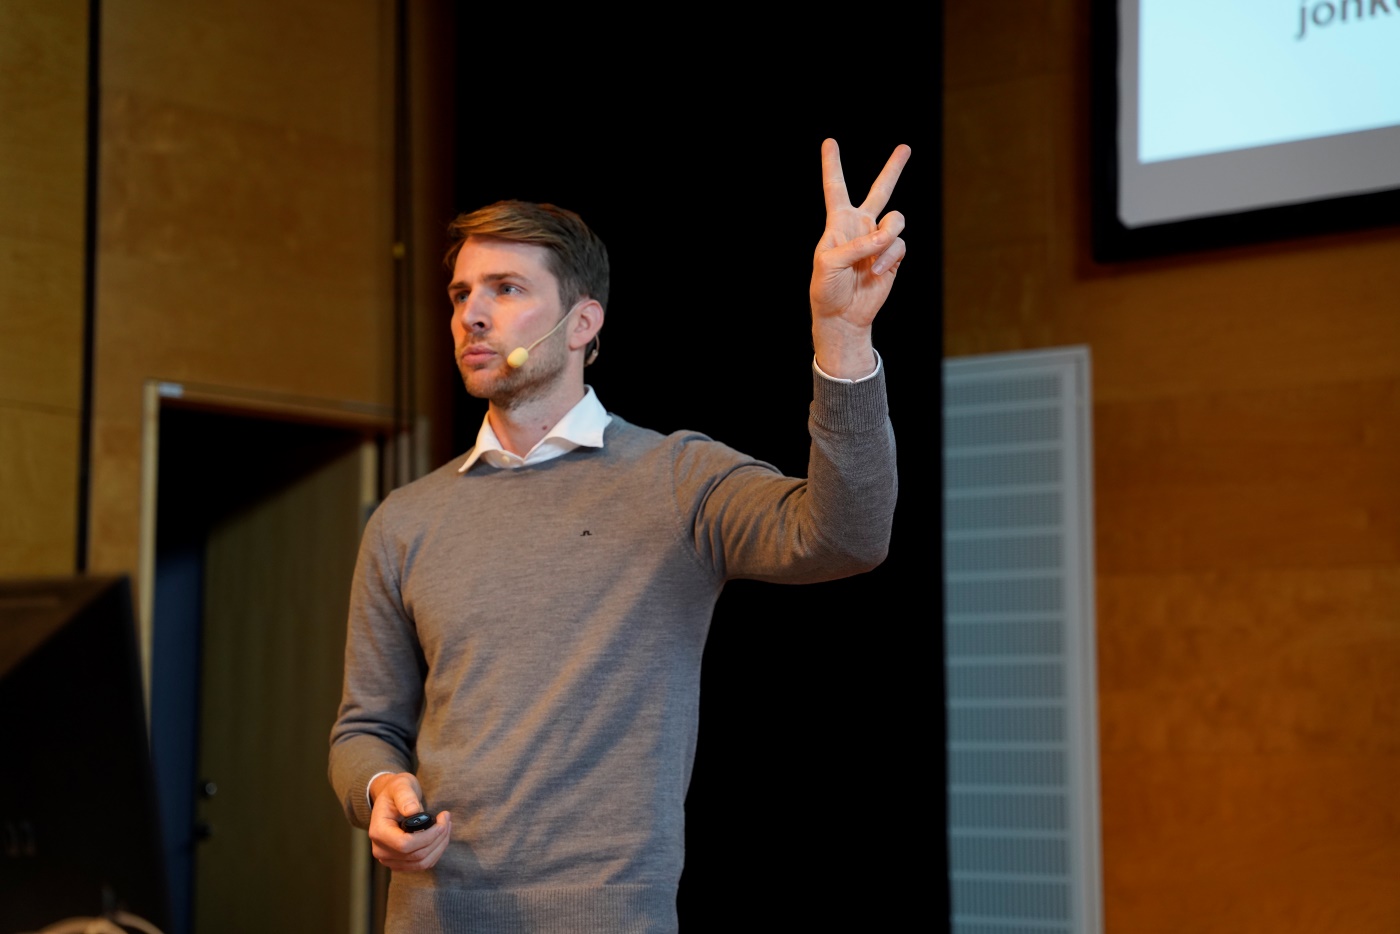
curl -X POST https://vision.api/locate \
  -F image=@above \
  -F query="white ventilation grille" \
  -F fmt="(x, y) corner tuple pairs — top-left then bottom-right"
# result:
(944, 347), (1102, 934)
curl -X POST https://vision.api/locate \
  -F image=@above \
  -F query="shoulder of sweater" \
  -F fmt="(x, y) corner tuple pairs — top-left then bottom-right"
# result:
(605, 416), (758, 469)
(601, 414), (730, 456)
(362, 454), (473, 532)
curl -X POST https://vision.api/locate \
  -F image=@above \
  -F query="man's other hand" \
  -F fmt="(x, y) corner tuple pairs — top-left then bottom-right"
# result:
(368, 771), (453, 872)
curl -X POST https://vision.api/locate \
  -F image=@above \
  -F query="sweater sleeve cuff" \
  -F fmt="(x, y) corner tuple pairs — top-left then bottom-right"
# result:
(810, 356), (890, 434)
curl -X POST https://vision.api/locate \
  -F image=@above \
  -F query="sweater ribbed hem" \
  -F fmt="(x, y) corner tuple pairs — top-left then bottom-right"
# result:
(386, 882), (676, 934)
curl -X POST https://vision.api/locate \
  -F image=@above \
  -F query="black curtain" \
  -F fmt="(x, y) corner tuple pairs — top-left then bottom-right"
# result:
(446, 22), (947, 930)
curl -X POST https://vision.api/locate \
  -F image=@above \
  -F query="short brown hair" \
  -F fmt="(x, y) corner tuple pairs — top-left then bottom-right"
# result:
(444, 200), (610, 310)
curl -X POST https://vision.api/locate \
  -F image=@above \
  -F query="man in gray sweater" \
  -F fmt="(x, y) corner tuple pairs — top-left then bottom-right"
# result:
(329, 138), (909, 933)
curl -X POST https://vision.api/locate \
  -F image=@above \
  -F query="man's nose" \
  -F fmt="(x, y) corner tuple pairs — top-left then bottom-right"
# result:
(457, 294), (489, 330)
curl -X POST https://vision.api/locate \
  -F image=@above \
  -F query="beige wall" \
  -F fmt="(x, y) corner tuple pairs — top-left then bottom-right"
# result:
(0, 3), (89, 575)
(1, 2), (405, 580)
(88, 0), (398, 576)
(946, 3), (1400, 931)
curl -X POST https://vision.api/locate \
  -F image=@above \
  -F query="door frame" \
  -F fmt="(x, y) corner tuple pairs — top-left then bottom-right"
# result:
(140, 379), (395, 934)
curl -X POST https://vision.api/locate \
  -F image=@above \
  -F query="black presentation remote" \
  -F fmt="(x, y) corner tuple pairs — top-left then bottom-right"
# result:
(399, 812), (435, 833)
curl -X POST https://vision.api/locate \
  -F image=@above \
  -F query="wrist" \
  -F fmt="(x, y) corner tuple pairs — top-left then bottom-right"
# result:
(369, 771), (400, 804)
(812, 318), (875, 380)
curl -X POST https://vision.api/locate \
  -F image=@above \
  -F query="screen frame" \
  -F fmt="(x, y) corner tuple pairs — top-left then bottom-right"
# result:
(1090, 0), (1400, 263)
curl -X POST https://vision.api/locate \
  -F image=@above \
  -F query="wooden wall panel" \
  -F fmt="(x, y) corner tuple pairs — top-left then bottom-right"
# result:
(89, 0), (395, 574)
(1101, 752), (1400, 933)
(944, 1), (1400, 930)
(102, 1), (388, 143)
(1097, 570), (1400, 755)
(0, 4), (87, 262)
(96, 87), (386, 400)
(0, 2), (88, 575)
(0, 237), (84, 412)
(944, 78), (1055, 249)
(0, 409), (80, 574)
(944, 0), (1063, 92)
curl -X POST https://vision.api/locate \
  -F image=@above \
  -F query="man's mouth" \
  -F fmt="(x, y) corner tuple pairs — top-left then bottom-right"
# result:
(459, 344), (497, 364)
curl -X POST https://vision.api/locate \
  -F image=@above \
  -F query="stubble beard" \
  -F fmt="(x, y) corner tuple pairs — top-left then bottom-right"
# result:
(455, 332), (570, 412)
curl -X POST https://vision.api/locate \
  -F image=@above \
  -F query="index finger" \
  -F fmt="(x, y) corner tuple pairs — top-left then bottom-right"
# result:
(821, 138), (852, 214)
(857, 144), (912, 216)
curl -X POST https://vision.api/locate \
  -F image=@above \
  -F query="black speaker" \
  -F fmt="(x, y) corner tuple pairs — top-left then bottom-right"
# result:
(0, 575), (171, 933)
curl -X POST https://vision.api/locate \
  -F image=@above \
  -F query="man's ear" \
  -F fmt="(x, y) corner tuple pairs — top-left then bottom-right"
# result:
(568, 298), (604, 353)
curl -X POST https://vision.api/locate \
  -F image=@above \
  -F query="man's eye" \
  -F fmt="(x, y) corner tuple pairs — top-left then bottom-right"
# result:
(500, 284), (521, 295)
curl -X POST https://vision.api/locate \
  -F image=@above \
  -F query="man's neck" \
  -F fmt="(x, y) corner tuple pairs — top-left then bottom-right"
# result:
(486, 385), (586, 456)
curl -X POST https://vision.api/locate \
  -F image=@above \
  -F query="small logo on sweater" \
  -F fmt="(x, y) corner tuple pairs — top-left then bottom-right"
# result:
(580, 530), (592, 536)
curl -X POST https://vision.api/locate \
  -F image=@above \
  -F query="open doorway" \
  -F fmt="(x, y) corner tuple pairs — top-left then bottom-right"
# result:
(147, 393), (386, 934)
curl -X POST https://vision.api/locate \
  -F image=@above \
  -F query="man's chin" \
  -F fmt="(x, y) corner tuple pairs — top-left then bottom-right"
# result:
(461, 371), (533, 407)
(459, 355), (566, 408)
(458, 365), (503, 400)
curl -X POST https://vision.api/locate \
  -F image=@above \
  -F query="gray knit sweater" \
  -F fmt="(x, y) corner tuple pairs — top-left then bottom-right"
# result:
(329, 371), (896, 933)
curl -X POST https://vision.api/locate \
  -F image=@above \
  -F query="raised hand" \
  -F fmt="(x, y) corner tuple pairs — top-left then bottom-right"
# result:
(809, 139), (910, 379)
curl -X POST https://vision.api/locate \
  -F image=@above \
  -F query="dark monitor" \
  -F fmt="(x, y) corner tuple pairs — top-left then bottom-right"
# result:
(0, 575), (171, 933)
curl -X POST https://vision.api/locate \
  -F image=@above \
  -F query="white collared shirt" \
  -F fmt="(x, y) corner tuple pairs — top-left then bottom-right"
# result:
(458, 385), (613, 473)
(813, 352), (882, 386)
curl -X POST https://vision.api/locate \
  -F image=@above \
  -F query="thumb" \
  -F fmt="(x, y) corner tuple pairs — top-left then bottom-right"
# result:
(392, 779), (424, 817)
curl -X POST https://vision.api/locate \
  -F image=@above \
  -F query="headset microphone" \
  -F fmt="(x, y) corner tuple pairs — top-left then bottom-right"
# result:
(506, 310), (574, 368)
(506, 305), (602, 368)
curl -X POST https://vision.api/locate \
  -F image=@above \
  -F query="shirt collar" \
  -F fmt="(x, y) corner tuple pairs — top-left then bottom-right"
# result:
(458, 386), (612, 473)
